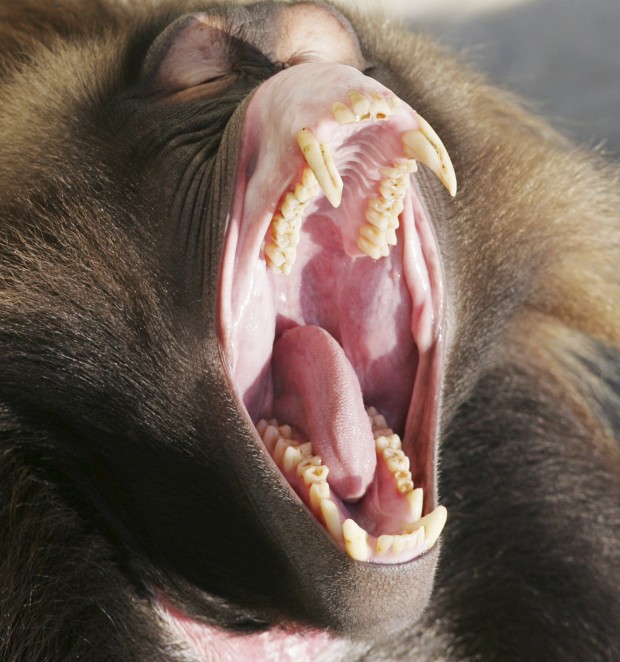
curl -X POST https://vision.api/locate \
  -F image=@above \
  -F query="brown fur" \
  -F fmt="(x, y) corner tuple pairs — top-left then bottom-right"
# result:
(1, 1), (619, 660)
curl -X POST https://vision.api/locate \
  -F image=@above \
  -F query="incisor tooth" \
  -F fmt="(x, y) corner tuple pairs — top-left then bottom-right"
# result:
(376, 535), (394, 555)
(392, 535), (406, 555)
(332, 101), (356, 125)
(296, 129), (343, 208)
(369, 92), (391, 119)
(402, 113), (457, 196)
(343, 519), (371, 562)
(349, 90), (371, 119)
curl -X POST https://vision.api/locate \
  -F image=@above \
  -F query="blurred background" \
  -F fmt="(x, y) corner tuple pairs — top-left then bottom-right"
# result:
(340, 0), (620, 158)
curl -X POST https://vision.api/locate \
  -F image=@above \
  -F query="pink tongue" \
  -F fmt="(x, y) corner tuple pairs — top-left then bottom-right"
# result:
(271, 326), (376, 501)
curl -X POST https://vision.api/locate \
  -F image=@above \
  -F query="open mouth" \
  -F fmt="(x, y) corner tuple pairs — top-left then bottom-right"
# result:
(219, 62), (454, 564)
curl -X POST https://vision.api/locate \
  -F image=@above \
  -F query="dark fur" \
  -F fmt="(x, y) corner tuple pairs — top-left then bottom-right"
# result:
(1, 1), (619, 660)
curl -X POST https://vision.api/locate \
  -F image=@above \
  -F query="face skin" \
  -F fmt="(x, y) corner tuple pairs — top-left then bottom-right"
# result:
(0, 1), (619, 660)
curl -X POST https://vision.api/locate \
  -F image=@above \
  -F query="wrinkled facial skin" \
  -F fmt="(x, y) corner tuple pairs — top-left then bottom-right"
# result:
(1, 1), (620, 661)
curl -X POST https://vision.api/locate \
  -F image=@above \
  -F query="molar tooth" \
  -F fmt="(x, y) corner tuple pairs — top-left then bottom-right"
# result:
(372, 427), (394, 439)
(294, 183), (312, 203)
(357, 236), (383, 260)
(376, 535), (394, 555)
(321, 499), (342, 541)
(397, 476), (414, 494)
(385, 228), (398, 246)
(296, 455), (321, 477)
(366, 406), (379, 417)
(332, 101), (357, 125)
(365, 207), (389, 230)
(406, 488), (424, 522)
(385, 450), (410, 474)
(301, 167), (318, 190)
(256, 419), (268, 436)
(264, 244), (285, 268)
(309, 482), (330, 509)
(359, 224), (388, 249)
(343, 519), (371, 562)
(348, 90), (371, 119)
(303, 464), (329, 486)
(296, 129), (343, 208)
(280, 192), (301, 220)
(402, 113), (457, 196)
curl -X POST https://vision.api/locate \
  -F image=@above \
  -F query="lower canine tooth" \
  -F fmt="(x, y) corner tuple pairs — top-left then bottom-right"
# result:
(404, 505), (448, 550)
(343, 519), (370, 562)
(296, 129), (343, 208)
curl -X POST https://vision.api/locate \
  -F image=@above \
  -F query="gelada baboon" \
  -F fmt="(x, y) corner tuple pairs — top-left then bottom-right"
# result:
(0, 1), (619, 660)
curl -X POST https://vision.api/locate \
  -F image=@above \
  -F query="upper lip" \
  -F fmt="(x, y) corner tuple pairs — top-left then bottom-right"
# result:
(218, 61), (455, 566)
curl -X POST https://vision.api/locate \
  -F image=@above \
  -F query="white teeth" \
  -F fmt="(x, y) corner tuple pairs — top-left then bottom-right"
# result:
(406, 487), (424, 522)
(264, 167), (319, 274)
(356, 159), (411, 260)
(302, 464), (329, 486)
(296, 454), (321, 477)
(331, 101), (357, 125)
(309, 482), (330, 509)
(349, 90), (371, 119)
(321, 498), (343, 541)
(343, 519), (371, 562)
(404, 505), (448, 550)
(257, 413), (447, 563)
(282, 444), (303, 472)
(402, 112), (457, 197)
(376, 534), (394, 555)
(296, 128), (343, 208)
(332, 90), (396, 125)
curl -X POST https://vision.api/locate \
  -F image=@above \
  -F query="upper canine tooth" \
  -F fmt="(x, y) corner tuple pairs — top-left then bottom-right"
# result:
(296, 129), (343, 208)
(402, 114), (457, 196)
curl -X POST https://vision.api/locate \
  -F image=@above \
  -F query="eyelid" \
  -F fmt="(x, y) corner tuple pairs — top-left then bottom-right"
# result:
(141, 14), (233, 93)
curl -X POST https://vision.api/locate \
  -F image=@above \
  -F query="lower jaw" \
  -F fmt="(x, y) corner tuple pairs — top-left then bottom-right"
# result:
(255, 405), (447, 564)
